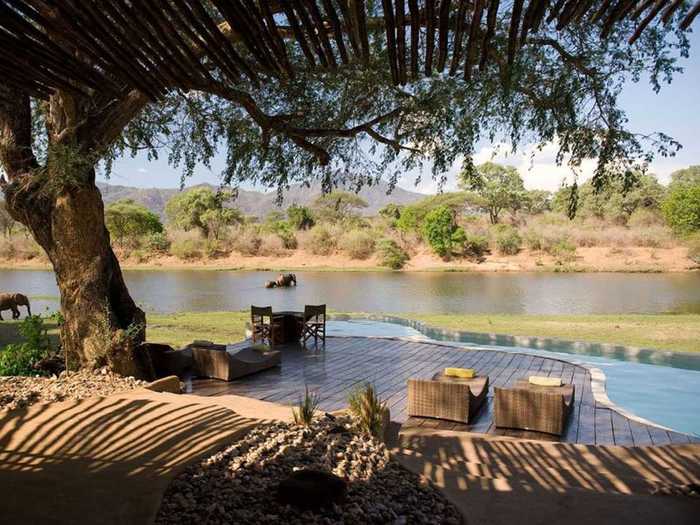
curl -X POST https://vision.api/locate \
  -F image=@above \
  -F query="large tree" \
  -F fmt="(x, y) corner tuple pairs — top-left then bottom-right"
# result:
(459, 162), (526, 223)
(0, 2), (694, 375)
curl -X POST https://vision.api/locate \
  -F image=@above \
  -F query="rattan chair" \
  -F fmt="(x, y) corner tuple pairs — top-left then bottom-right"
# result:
(494, 379), (575, 436)
(407, 372), (489, 424)
(300, 304), (326, 347)
(251, 306), (278, 345)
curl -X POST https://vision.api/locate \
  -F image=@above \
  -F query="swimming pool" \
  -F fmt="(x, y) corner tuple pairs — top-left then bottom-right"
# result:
(327, 319), (700, 438)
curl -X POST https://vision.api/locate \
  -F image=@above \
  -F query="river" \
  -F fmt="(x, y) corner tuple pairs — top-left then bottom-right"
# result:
(2, 269), (700, 315)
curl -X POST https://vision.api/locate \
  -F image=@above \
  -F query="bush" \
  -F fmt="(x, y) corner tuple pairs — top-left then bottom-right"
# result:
(232, 227), (262, 256)
(339, 229), (376, 259)
(492, 225), (522, 255)
(287, 204), (315, 230)
(347, 383), (387, 438)
(662, 183), (700, 234)
(305, 225), (336, 255)
(143, 231), (170, 253)
(547, 238), (577, 263)
(523, 229), (543, 250)
(422, 205), (463, 259)
(0, 315), (53, 376)
(462, 232), (489, 257)
(377, 239), (409, 269)
(265, 220), (298, 249)
(628, 208), (664, 228)
(258, 234), (285, 256)
(687, 234), (700, 264)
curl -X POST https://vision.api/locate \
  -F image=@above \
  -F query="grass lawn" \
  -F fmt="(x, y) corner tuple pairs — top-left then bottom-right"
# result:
(2, 311), (698, 354)
(402, 313), (700, 353)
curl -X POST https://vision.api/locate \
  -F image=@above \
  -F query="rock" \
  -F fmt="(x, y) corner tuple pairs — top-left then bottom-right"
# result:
(277, 469), (347, 510)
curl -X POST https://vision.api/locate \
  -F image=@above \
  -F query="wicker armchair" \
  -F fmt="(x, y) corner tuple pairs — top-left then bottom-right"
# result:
(407, 373), (489, 424)
(494, 379), (575, 436)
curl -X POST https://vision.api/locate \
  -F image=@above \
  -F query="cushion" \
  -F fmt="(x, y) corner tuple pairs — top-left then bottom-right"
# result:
(529, 376), (562, 387)
(444, 367), (476, 379)
(250, 344), (272, 353)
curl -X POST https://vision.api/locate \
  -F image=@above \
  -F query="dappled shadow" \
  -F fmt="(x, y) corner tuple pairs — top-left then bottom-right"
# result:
(393, 429), (700, 524)
(0, 391), (258, 524)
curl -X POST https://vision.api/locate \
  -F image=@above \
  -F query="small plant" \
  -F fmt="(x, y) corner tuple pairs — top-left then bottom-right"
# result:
(347, 383), (387, 438)
(492, 224), (522, 255)
(462, 232), (489, 258)
(0, 315), (53, 376)
(293, 385), (320, 426)
(378, 239), (409, 269)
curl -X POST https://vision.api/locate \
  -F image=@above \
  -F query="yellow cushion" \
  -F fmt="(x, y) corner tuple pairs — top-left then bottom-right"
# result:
(250, 344), (271, 353)
(444, 367), (476, 379)
(529, 376), (562, 387)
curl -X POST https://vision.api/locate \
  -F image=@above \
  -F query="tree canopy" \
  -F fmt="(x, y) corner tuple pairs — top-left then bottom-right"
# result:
(165, 187), (241, 238)
(459, 162), (526, 224)
(312, 190), (368, 223)
(105, 199), (163, 247)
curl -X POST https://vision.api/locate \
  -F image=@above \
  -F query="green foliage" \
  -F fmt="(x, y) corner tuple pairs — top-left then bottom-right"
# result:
(339, 229), (376, 259)
(263, 218), (298, 249)
(0, 315), (53, 376)
(307, 225), (336, 255)
(377, 239), (410, 269)
(662, 181), (700, 234)
(462, 232), (489, 258)
(459, 163), (526, 224)
(347, 383), (387, 438)
(165, 188), (239, 238)
(293, 385), (320, 427)
(287, 205), (315, 230)
(312, 191), (368, 224)
(421, 205), (463, 259)
(170, 237), (204, 260)
(105, 199), (163, 247)
(143, 231), (170, 253)
(669, 166), (700, 188)
(492, 225), (522, 255)
(395, 193), (468, 234)
(0, 200), (16, 238)
(523, 190), (552, 215)
(547, 238), (577, 263)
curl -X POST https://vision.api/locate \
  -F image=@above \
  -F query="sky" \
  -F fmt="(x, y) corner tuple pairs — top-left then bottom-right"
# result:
(103, 30), (700, 195)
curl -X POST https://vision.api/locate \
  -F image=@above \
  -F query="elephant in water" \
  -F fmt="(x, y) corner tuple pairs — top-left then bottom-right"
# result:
(264, 281), (277, 289)
(0, 293), (31, 320)
(275, 273), (297, 287)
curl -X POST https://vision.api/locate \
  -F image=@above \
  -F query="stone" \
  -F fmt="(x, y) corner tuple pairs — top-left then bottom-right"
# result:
(277, 469), (347, 510)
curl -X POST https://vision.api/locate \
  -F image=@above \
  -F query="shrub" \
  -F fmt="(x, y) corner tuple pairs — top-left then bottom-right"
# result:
(0, 315), (53, 376)
(492, 224), (522, 255)
(232, 227), (262, 256)
(687, 234), (700, 265)
(171, 239), (203, 260)
(662, 183), (700, 234)
(377, 239), (409, 269)
(339, 229), (376, 259)
(293, 385), (320, 427)
(422, 205), (463, 259)
(628, 208), (664, 228)
(306, 225), (336, 255)
(523, 229), (543, 250)
(347, 383), (387, 438)
(258, 234), (285, 256)
(462, 232), (489, 258)
(265, 220), (298, 249)
(287, 204), (315, 230)
(143, 231), (170, 253)
(547, 238), (577, 263)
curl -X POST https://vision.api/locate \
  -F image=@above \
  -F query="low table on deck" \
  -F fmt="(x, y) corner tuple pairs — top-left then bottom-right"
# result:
(272, 311), (303, 344)
(495, 379), (575, 436)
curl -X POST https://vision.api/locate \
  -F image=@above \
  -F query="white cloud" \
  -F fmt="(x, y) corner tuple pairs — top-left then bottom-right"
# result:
(137, 167), (148, 174)
(397, 140), (683, 194)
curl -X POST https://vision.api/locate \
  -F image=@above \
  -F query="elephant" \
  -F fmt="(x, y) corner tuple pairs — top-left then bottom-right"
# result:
(0, 293), (31, 321)
(264, 281), (277, 289)
(275, 273), (297, 287)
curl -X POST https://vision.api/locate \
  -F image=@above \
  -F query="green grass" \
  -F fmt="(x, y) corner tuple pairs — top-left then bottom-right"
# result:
(402, 313), (700, 353)
(147, 311), (249, 348)
(3, 311), (698, 354)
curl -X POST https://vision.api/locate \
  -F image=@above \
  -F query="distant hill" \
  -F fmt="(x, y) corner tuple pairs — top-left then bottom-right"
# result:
(97, 180), (425, 219)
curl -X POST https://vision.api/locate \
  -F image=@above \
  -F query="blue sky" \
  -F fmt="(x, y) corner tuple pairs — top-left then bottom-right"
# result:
(103, 30), (700, 194)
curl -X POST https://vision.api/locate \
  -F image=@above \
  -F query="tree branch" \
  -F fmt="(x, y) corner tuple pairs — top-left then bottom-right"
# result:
(0, 86), (39, 183)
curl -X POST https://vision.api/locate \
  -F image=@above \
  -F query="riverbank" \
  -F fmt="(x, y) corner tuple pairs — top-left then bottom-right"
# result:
(146, 311), (700, 353)
(1, 245), (697, 273)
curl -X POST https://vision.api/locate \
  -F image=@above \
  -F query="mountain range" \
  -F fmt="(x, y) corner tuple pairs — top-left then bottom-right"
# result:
(96, 180), (425, 218)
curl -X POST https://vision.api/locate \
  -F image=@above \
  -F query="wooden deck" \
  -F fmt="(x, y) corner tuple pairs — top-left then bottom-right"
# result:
(187, 336), (698, 447)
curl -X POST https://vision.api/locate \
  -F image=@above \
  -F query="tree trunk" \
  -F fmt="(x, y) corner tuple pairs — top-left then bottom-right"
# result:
(4, 168), (148, 377)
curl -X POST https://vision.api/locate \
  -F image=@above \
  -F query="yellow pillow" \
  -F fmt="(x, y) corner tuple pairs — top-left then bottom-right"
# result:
(529, 376), (562, 387)
(444, 367), (476, 379)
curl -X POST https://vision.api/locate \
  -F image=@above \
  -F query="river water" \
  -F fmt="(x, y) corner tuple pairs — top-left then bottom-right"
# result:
(2, 269), (699, 315)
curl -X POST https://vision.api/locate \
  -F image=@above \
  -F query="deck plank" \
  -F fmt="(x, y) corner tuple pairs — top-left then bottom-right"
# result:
(188, 336), (693, 447)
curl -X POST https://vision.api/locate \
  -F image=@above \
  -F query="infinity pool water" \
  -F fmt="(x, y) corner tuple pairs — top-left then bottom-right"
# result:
(327, 320), (700, 438)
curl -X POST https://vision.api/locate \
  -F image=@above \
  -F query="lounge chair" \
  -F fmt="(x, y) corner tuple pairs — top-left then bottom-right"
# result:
(299, 304), (326, 347)
(191, 341), (281, 381)
(494, 378), (575, 435)
(407, 371), (489, 424)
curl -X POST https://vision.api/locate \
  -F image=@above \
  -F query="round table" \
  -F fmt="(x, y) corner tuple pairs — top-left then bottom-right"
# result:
(272, 310), (303, 344)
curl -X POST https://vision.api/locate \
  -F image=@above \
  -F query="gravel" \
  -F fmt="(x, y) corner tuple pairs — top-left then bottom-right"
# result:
(0, 367), (147, 411)
(156, 415), (462, 525)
